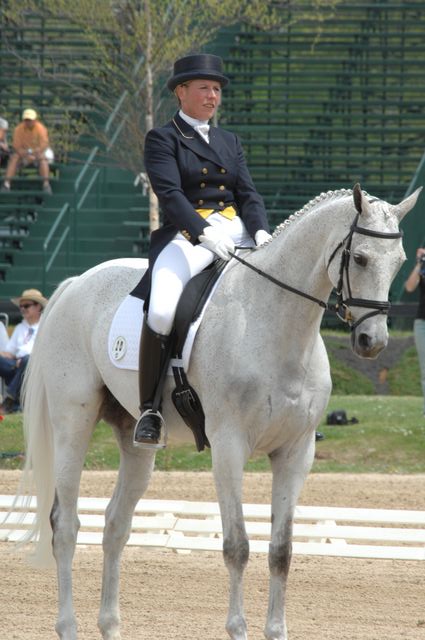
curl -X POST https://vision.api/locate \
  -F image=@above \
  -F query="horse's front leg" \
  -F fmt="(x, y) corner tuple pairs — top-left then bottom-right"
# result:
(98, 422), (156, 640)
(211, 435), (249, 640)
(265, 437), (315, 640)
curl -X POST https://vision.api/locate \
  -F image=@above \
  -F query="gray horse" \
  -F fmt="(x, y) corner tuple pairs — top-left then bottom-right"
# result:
(15, 184), (420, 639)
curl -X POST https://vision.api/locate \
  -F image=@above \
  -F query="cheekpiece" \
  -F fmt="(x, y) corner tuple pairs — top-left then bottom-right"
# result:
(167, 54), (229, 91)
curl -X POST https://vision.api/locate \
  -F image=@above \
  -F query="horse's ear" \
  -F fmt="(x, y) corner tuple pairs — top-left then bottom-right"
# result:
(353, 183), (363, 213)
(392, 186), (423, 222)
(353, 182), (374, 217)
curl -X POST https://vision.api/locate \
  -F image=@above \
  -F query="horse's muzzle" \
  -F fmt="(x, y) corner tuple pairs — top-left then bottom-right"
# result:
(350, 329), (388, 359)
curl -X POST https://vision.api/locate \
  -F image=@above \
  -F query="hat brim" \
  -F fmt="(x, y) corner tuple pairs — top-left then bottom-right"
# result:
(11, 295), (47, 308)
(168, 71), (229, 92)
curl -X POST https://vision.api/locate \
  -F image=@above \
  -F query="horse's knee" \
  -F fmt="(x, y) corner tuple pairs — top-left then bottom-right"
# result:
(223, 534), (249, 570)
(268, 540), (292, 577)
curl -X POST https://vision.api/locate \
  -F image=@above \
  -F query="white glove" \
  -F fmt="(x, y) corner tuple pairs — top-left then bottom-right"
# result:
(255, 229), (272, 246)
(199, 225), (235, 261)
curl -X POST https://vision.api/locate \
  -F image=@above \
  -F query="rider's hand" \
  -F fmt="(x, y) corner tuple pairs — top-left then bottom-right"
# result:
(254, 230), (272, 247)
(199, 225), (235, 261)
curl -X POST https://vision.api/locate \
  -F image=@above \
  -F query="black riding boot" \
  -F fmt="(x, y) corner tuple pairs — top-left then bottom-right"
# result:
(133, 318), (170, 448)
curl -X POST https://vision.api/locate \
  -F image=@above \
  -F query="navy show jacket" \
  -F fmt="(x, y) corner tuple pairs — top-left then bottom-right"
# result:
(131, 112), (269, 302)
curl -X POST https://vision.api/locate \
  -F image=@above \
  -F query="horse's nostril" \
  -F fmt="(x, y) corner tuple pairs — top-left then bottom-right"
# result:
(358, 333), (371, 350)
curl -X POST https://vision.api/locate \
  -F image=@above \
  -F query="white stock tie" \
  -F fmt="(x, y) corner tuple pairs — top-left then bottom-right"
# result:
(194, 123), (210, 143)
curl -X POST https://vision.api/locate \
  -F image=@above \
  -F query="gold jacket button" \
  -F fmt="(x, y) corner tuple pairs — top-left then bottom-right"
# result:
(220, 168), (226, 174)
(202, 168), (208, 174)
(218, 201), (224, 207)
(219, 185), (225, 191)
(200, 182), (206, 188)
(198, 199), (204, 205)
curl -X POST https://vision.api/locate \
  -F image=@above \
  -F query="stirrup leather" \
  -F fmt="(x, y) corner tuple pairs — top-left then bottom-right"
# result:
(133, 409), (167, 450)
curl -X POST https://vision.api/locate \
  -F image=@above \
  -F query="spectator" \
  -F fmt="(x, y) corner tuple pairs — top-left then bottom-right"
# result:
(405, 247), (425, 415)
(0, 288), (47, 414)
(0, 117), (9, 169)
(1, 109), (52, 195)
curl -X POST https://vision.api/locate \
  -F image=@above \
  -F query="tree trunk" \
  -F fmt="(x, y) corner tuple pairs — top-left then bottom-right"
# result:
(145, 0), (159, 232)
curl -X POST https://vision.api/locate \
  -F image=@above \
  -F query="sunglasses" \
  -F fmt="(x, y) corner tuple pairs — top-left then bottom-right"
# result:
(19, 303), (36, 310)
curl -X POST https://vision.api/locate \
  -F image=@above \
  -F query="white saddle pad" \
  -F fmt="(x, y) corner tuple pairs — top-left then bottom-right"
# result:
(108, 274), (223, 373)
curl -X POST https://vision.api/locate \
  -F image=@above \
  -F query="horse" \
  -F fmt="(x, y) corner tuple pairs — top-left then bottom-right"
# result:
(14, 184), (419, 640)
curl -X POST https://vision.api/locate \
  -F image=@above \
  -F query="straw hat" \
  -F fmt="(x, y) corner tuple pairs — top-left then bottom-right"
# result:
(11, 288), (47, 308)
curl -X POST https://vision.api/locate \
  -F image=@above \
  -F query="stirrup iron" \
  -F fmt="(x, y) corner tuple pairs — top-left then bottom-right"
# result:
(133, 409), (168, 450)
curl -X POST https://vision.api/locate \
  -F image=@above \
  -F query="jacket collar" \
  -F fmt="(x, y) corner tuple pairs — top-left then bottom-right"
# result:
(171, 112), (229, 167)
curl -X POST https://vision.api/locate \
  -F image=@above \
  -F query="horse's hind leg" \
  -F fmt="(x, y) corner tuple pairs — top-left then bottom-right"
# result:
(98, 409), (156, 640)
(211, 435), (249, 640)
(50, 403), (100, 640)
(265, 438), (315, 640)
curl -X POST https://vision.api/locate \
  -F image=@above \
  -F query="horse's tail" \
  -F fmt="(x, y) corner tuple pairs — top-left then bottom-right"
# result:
(13, 277), (76, 567)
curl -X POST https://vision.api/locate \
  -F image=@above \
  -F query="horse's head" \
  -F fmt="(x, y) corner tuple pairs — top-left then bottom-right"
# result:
(328, 183), (421, 359)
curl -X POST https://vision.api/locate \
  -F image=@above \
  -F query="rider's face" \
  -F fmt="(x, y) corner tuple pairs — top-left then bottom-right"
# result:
(176, 79), (222, 121)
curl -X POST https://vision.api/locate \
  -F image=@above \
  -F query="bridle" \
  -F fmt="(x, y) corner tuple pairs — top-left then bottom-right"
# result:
(326, 211), (403, 330)
(232, 211), (403, 332)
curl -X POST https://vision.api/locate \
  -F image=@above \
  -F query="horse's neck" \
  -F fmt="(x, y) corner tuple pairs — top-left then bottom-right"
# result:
(219, 200), (348, 363)
(245, 207), (337, 318)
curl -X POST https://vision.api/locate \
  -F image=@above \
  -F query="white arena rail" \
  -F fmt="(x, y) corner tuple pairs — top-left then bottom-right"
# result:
(0, 495), (424, 561)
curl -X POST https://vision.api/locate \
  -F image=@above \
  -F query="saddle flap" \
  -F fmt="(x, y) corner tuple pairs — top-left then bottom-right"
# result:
(173, 258), (226, 356)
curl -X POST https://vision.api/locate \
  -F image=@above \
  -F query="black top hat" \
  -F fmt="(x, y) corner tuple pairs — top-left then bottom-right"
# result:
(167, 54), (229, 91)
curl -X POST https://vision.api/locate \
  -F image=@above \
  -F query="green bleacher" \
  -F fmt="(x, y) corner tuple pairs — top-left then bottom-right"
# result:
(0, 11), (150, 305)
(0, 3), (424, 314)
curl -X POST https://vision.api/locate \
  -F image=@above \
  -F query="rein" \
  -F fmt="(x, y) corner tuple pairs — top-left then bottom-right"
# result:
(232, 212), (403, 332)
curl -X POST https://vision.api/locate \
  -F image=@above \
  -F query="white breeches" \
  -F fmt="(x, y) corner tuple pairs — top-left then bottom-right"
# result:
(148, 214), (254, 335)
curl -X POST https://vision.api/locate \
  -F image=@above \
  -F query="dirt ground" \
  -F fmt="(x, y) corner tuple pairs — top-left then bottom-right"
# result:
(1, 470), (424, 640)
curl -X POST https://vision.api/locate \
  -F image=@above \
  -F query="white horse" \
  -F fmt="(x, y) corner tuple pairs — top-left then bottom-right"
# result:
(15, 184), (419, 640)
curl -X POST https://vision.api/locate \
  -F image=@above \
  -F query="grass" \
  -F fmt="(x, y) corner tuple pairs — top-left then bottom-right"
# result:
(1, 330), (423, 474)
(1, 395), (424, 474)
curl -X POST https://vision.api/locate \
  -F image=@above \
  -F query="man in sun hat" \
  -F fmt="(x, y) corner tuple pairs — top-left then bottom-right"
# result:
(0, 288), (47, 414)
(1, 108), (53, 195)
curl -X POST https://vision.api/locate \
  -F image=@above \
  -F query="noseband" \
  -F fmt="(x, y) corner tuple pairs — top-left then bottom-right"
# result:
(232, 212), (403, 332)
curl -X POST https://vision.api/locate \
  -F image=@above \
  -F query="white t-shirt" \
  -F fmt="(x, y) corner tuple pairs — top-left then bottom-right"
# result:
(5, 320), (40, 358)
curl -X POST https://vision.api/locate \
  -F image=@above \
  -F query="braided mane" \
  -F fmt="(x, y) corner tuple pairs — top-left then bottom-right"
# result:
(271, 188), (357, 241)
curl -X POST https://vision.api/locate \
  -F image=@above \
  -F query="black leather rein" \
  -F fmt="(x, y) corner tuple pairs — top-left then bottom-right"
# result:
(232, 212), (403, 332)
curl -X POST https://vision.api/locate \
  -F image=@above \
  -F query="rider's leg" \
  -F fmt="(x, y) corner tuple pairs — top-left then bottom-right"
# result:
(133, 235), (214, 447)
(132, 318), (171, 446)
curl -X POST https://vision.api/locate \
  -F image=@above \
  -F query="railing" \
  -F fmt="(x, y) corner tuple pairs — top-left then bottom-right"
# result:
(1, 495), (424, 560)
(42, 202), (71, 291)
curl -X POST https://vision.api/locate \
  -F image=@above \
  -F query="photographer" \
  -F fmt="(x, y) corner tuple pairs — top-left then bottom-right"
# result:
(405, 247), (425, 414)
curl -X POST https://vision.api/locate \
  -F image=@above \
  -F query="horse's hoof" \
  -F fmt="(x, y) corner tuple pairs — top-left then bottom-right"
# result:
(226, 615), (248, 640)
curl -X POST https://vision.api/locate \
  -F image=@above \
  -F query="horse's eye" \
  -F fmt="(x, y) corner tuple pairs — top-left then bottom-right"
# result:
(353, 253), (367, 266)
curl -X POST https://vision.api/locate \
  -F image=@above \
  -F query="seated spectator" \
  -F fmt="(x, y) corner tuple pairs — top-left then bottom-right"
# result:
(0, 288), (47, 414)
(0, 117), (9, 169)
(1, 109), (52, 195)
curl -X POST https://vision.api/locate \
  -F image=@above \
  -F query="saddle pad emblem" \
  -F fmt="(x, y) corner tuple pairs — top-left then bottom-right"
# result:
(112, 336), (127, 360)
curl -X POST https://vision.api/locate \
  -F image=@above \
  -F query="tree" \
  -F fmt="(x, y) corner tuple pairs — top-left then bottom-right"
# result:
(1, 0), (342, 229)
